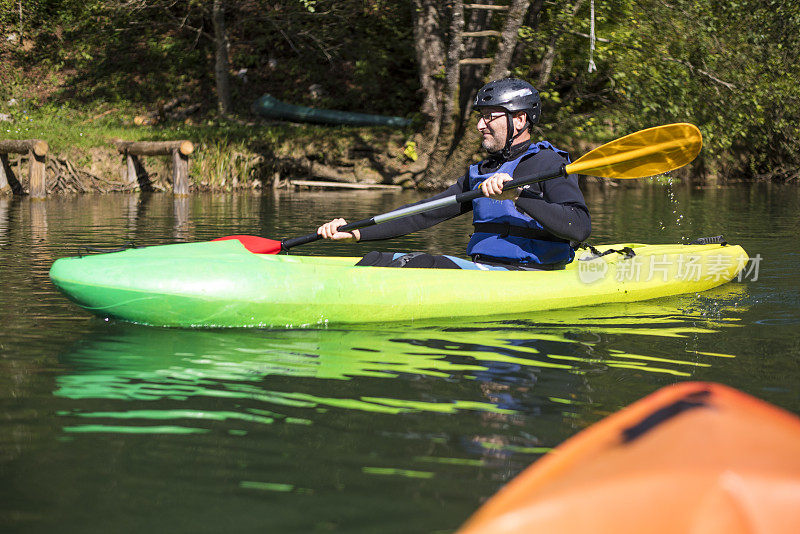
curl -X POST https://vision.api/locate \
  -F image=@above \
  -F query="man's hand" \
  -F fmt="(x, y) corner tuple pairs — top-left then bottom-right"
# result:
(480, 172), (520, 202)
(317, 218), (361, 242)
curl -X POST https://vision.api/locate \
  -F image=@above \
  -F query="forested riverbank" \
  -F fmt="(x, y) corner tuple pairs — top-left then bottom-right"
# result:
(1, 0), (798, 193)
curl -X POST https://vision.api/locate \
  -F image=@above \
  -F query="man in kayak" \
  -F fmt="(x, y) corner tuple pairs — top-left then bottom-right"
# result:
(317, 78), (591, 270)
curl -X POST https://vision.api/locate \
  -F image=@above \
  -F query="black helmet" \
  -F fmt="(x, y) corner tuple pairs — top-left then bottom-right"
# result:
(473, 78), (541, 126)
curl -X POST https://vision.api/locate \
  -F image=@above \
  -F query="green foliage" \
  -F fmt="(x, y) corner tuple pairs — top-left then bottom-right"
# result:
(515, 0), (800, 180)
(609, 0), (800, 179)
(1, 0), (418, 117)
(242, 0), (418, 115)
(0, 0), (15, 29)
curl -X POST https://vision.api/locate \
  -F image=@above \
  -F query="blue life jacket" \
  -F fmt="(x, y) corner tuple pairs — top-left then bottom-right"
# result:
(466, 142), (575, 265)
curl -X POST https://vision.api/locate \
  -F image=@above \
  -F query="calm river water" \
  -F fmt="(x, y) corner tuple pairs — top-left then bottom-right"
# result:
(1, 183), (799, 533)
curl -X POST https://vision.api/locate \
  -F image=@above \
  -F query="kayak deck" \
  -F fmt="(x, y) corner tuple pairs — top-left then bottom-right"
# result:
(458, 382), (800, 534)
(49, 238), (749, 328)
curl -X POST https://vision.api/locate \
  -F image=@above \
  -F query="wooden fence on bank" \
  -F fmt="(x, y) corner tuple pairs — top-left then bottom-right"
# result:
(0, 139), (49, 199)
(0, 138), (403, 195)
(113, 140), (194, 196)
(0, 138), (194, 198)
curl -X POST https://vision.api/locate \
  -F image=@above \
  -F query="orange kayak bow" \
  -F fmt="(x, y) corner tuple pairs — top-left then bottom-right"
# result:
(458, 382), (800, 534)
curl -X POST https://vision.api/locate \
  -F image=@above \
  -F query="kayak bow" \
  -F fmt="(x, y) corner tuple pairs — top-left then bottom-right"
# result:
(458, 382), (800, 534)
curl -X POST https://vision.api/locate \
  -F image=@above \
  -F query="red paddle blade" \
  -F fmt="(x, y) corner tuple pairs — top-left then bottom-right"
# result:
(212, 235), (282, 254)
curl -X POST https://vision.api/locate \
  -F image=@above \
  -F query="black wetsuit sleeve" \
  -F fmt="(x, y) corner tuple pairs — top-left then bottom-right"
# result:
(512, 149), (591, 242)
(358, 174), (473, 241)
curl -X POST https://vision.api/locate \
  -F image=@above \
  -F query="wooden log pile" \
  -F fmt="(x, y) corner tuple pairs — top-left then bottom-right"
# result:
(113, 140), (194, 195)
(0, 139), (48, 198)
(1, 152), (135, 195)
(46, 155), (135, 194)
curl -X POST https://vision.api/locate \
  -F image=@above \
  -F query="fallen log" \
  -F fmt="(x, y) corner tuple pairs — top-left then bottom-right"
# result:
(0, 139), (49, 157)
(113, 140), (194, 156)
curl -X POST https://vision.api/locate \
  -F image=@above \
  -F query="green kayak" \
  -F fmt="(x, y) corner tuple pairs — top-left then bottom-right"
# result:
(49, 237), (748, 328)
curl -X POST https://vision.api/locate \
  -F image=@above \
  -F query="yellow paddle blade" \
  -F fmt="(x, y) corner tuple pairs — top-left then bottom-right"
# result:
(565, 123), (703, 179)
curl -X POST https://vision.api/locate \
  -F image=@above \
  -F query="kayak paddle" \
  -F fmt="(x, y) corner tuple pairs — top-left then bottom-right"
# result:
(222, 123), (702, 254)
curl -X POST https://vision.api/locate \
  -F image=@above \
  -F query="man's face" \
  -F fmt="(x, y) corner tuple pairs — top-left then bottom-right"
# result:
(476, 107), (508, 153)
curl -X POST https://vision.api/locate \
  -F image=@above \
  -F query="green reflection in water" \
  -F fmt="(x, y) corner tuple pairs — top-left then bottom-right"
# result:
(473, 442), (553, 455)
(63, 424), (208, 434)
(240, 481), (296, 492)
(548, 396), (584, 405)
(362, 467), (435, 479)
(415, 456), (485, 467)
(54, 287), (746, 435)
(62, 409), (280, 424)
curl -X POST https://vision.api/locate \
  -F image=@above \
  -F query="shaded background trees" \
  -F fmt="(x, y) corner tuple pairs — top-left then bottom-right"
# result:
(1, 0), (798, 184)
(1, 1), (418, 114)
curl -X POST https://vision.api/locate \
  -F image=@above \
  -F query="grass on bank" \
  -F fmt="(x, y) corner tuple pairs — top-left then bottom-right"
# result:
(0, 100), (409, 190)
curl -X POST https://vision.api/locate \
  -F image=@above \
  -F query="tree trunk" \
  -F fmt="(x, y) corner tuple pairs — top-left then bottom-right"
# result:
(425, 0), (465, 180)
(488, 0), (531, 80)
(419, 0), (531, 190)
(539, 0), (583, 87)
(17, 1), (23, 48)
(212, 0), (233, 117)
(413, 0), (445, 122)
(458, 6), (494, 131)
(405, 0), (447, 179)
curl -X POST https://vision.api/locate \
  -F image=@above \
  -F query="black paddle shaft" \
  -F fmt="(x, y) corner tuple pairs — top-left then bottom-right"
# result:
(280, 165), (567, 251)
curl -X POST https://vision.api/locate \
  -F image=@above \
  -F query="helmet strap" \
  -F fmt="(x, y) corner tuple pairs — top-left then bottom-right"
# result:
(501, 112), (530, 159)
